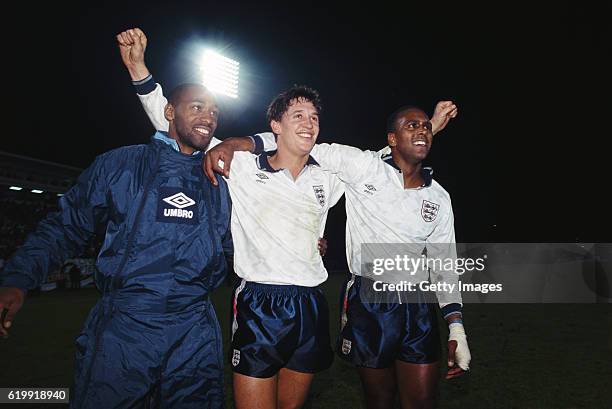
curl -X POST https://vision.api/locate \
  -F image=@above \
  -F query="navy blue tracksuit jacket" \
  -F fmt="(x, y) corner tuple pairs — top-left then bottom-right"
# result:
(1, 134), (232, 408)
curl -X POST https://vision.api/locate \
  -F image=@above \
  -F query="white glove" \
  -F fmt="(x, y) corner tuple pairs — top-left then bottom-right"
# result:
(448, 322), (471, 371)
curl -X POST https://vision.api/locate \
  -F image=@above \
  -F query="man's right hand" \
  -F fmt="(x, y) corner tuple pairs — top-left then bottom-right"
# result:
(0, 287), (26, 339)
(204, 137), (256, 186)
(116, 28), (150, 81)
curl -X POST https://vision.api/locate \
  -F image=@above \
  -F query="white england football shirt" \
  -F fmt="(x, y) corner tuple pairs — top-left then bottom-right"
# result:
(138, 84), (344, 286)
(227, 151), (344, 285)
(255, 133), (462, 308)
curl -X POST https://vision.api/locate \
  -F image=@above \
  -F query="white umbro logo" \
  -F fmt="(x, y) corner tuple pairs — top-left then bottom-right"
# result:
(163, 192), (195, 209)
(157, 188), (198, 223)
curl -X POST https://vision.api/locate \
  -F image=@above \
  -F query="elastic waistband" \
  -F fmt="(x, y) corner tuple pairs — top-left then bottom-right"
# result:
(353, 274), (427, 288)
(243, 280), (321, 295)
(100, 294), (211, 314)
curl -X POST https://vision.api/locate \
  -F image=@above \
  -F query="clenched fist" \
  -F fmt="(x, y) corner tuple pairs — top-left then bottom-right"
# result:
(116, 28), (150, 81)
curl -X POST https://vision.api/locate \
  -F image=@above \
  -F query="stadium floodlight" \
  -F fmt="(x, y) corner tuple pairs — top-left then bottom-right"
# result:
(9, 186), (23, 191)
(199, 49), (240, 99)
(31, 189), (44, 194)
(57, 193), (64, 197)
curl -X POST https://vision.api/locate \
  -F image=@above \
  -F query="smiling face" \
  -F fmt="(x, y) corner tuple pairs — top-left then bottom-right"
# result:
(271, 97), (320, 157)
(387, 108), (433, 163)
(165, 84), (219, 154)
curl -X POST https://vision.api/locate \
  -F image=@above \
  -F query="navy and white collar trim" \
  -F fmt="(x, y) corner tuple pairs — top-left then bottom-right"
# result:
(381, 153), (433, 187)
(381, 153), (401, 171)
(152, 131), (202, 156)
(256, 150), (320, 172)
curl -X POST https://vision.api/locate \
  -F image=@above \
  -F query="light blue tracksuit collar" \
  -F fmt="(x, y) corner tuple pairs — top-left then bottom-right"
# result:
(153, 131), (201, 156)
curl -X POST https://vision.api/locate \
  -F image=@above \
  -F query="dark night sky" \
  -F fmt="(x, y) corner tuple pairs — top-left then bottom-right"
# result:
(4, 1), (610, 252)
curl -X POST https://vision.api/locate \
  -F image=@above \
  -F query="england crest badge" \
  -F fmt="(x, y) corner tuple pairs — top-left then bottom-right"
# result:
(313, 185), (326, 207)
(341, 338), (352, 355)
(421, 200), (440, 222)
(232, 349), (241, 366)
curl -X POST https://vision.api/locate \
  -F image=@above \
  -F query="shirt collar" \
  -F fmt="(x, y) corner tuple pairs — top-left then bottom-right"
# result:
(381, 153), (433, 187)
(256, 150), (320, 172)
(153, 131), (201, 156)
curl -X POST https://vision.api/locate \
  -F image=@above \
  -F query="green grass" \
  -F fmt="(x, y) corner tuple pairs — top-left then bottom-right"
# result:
(1, 274), (611, 408)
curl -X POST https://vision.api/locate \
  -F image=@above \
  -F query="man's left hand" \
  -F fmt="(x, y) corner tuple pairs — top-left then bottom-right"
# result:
(446, 322), (471, 379)
(431, 101), (458, 135)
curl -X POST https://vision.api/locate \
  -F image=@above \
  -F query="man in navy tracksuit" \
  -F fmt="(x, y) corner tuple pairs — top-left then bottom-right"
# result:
(0, 83), (232, 408)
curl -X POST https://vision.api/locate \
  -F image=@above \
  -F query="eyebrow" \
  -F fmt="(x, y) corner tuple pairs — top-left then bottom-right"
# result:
(290, 109), (318, 115)
(401, 119), (432, 129)
(191, 100), (219, 109)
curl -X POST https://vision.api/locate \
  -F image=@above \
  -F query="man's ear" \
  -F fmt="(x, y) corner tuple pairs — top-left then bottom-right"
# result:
(164, 103), (175, 122)
(387, 132), (397, 147)
(270, 120), (281, 135)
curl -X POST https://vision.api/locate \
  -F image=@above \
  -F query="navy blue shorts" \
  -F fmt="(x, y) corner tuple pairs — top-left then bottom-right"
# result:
(230, 280), (333, 378)
(337, 275), (441, 368)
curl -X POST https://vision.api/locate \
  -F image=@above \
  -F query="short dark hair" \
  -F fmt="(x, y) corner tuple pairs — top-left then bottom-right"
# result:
(266, 85), (322, 123)
(168, 83), (208, 106)
(386, 105), (427, 133)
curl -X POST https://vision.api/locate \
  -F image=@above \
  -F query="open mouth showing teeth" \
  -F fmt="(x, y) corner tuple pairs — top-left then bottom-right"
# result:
(194, 127), (210, 136)
(297, 132), (313, 138)
(413, 140), (427, 146)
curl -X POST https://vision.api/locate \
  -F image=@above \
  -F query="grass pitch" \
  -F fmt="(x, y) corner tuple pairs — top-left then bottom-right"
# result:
(1, 274), (611, 408)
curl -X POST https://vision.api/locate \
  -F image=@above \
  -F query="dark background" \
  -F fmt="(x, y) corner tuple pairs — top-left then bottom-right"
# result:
(1, 3), (611, 407)
(4, 1), (610, 268)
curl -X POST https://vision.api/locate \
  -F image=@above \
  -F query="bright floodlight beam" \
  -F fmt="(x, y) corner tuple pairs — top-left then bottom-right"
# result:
(200, 49), (240, 99)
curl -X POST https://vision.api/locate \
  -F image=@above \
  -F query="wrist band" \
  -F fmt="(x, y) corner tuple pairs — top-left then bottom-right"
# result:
(132, 73), (153, 85)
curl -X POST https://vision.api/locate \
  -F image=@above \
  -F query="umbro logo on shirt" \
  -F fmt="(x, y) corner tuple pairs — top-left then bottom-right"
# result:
(157, 188), (198, 224)
(363, 184), (377, 195)
(255, 173), (269, 184)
